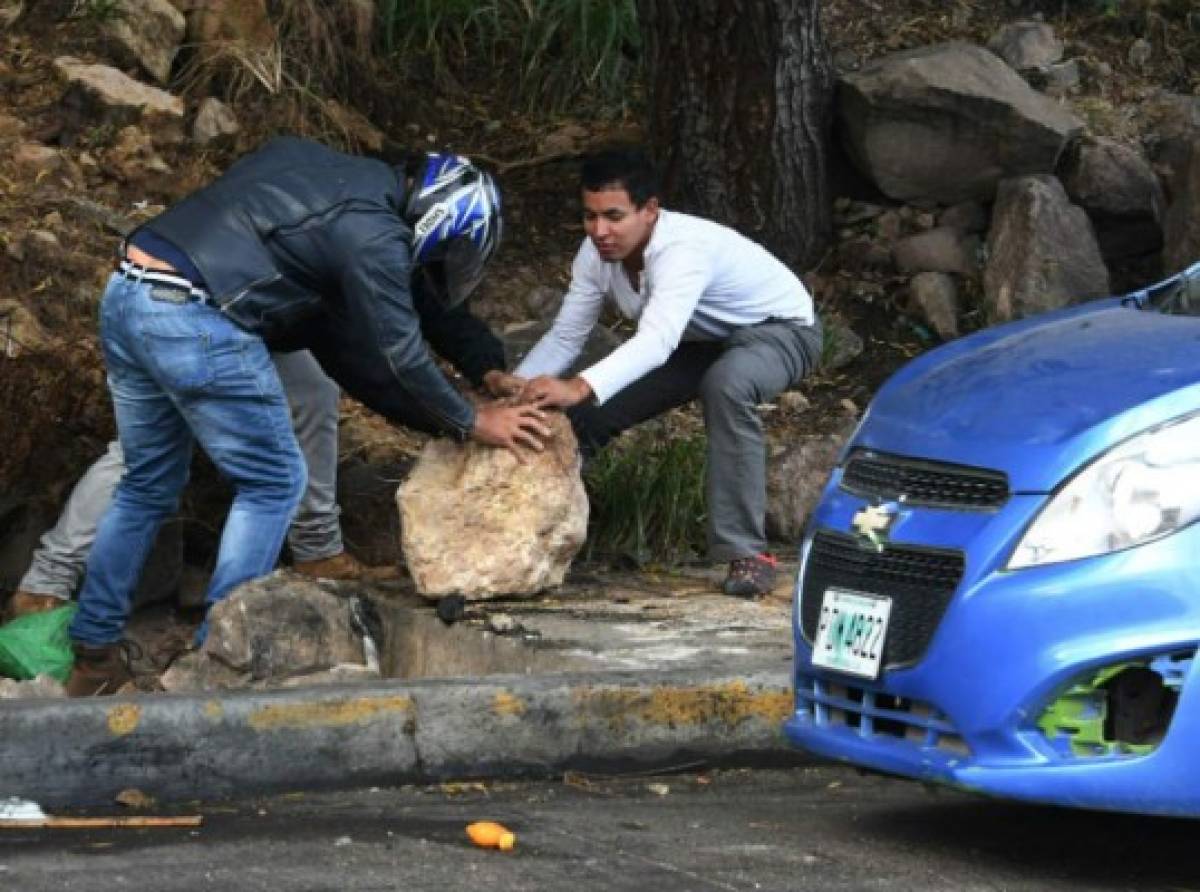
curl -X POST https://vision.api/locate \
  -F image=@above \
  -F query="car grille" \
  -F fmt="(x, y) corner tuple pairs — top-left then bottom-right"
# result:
(795, 673), (969, 755)
(800, 530), (964, 670)
(841, 449), (1009, 510)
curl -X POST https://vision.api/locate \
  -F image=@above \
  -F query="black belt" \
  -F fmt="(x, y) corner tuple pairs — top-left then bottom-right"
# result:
(115, 258), (212, 305)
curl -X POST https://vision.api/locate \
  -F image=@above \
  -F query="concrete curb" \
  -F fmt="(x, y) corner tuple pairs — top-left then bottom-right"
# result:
(2, 668), (807, 807)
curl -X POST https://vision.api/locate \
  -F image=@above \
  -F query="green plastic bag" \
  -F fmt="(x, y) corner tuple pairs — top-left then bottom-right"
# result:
(0, 604), (77, 682)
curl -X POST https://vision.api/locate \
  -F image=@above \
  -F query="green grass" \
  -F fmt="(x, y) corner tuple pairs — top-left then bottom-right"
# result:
(380, 0), (505, 63)
(514, 0), (641, 111)
(583, 428), (707, 567)
(377, 0), (640, 111)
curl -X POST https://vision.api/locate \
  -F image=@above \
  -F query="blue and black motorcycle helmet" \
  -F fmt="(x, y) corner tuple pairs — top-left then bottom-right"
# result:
(405, 153), (502, 308)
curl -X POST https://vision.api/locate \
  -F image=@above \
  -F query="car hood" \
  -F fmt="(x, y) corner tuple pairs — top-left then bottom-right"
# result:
(854, 300), (1200, 492)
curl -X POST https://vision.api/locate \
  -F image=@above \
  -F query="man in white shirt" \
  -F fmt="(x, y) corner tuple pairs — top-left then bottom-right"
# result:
(514, 149), (822, 598)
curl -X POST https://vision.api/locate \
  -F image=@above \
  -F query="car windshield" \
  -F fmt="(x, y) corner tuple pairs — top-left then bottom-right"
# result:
(1145, 265), (1200, 317)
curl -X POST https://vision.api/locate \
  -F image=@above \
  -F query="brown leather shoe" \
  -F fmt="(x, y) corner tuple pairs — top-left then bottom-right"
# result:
(293, 551), (400, 582)
(65, 642), (135, 697)
(5, 591), (68, 622)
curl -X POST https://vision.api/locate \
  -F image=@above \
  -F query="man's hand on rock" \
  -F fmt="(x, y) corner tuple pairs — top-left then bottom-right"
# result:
(519, 375), (593, 409)
(472, 403), (552, 457)
(482, 370), (527, 398)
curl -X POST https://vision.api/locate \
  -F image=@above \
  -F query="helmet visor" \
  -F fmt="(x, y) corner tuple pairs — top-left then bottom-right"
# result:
(438, 236), (486, 308)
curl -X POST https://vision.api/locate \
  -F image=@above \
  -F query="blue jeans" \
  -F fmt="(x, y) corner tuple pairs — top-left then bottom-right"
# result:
(70, 273), (307, 647)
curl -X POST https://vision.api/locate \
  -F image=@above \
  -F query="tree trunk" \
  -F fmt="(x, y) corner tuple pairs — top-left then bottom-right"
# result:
(636, 0), (834, 271)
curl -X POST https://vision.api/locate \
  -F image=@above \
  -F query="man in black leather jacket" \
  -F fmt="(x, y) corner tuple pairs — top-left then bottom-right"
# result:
(65, 136), (546, 695)
(141, 136), (531, 440)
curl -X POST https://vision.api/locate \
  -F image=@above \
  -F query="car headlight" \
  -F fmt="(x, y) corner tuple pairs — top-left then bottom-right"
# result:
(1008, 412), (1200, 569)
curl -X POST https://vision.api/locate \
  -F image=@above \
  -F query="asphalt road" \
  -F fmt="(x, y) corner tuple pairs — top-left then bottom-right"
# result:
(0, 765), (1196, 891)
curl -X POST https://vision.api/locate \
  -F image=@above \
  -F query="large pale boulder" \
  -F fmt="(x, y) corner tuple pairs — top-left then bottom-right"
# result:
(984, 175), (1110, 322)
(839, 42), (1082, 203)
(397, 412), (587, 599)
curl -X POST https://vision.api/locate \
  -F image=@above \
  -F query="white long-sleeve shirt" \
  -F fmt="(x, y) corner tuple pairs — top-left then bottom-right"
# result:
(515, 209), (815, 404)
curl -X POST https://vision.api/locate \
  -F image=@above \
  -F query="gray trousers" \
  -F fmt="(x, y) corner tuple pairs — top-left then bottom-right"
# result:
(18, 350), (343, 600)
(569, 319), (822, 562)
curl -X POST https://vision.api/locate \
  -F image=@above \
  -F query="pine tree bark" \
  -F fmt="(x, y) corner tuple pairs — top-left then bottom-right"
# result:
(636, 0), (834, 271)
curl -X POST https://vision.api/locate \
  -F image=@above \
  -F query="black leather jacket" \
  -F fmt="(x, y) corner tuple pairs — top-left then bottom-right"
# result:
(138, 136), (503, 439)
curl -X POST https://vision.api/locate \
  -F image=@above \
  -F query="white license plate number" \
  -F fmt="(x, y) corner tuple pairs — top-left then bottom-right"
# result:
(811, 587), (892, 679)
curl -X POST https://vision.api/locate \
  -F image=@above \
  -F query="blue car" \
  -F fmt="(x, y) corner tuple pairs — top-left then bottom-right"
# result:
(785, 261), (1200, 817)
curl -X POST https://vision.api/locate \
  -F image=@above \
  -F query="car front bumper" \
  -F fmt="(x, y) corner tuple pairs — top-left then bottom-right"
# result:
(786, 476), (1200, 817)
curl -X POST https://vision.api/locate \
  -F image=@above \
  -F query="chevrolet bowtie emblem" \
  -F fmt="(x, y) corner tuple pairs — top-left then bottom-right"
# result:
(851, 502), (898, 552)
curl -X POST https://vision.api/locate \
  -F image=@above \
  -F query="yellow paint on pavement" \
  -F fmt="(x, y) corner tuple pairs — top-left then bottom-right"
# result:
(248, 695), (414, 731)
(574, 681), (791, 732)
(492, 691), (527, 717)
(107, 704), (141, 736)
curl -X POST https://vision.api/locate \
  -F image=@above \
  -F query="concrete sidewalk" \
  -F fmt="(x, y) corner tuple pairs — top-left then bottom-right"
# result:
(1, 562), (806, 807)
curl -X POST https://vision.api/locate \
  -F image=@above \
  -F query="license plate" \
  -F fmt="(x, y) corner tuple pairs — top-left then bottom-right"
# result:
(811, 587), (892, 679)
